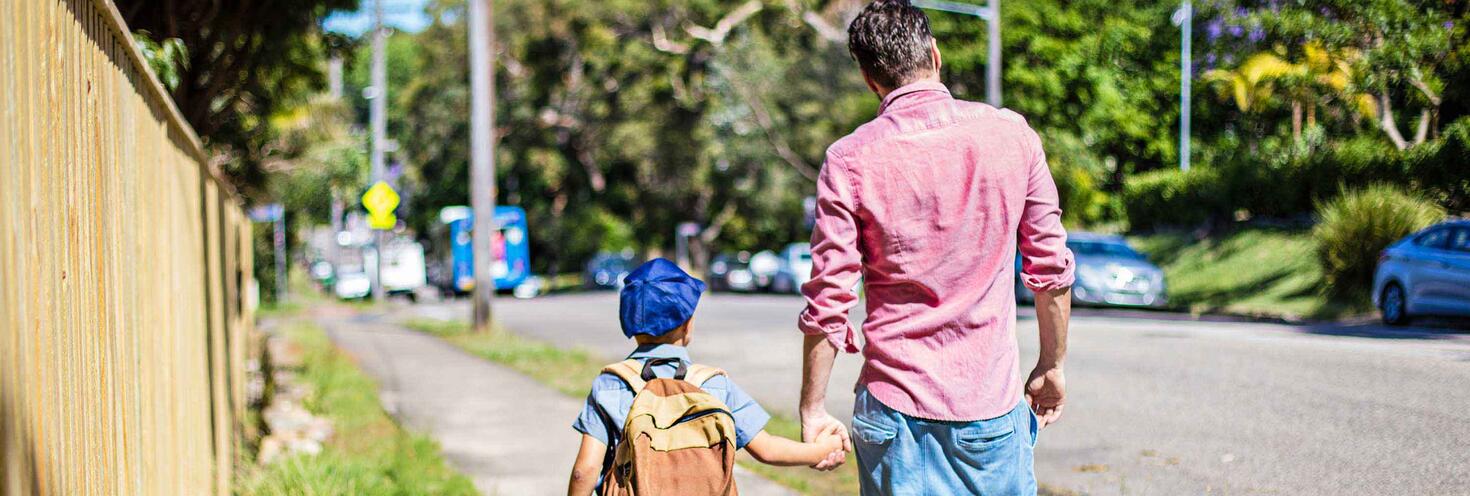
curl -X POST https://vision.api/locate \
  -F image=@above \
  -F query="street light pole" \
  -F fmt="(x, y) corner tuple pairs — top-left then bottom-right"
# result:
(1176, 0), (1193, 172)
(986, 0), (1001, 108)
(468, 0), (497, 333)
(369, 0), (388, 301)
(911, 0), (1001, 107)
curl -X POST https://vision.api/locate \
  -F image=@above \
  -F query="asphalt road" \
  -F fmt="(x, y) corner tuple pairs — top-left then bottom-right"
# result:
(406, 292), (1470, 495)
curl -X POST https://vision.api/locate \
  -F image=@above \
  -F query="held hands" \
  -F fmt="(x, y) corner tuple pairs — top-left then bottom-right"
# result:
(1025, 364), (1066, 428)
(801, 409), (852, 471)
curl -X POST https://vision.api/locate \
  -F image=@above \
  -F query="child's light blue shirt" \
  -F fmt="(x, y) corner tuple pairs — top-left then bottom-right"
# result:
(572, 344), (771, 451)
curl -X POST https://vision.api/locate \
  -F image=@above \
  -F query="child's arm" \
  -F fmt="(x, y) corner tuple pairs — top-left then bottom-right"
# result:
(567, 434), (607, 496)
(744, 428), (845, 467)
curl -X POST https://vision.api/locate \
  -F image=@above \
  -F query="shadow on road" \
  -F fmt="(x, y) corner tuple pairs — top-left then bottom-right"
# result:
(1019, 302), (1470, 341)
(1297, 318), (1470, 340)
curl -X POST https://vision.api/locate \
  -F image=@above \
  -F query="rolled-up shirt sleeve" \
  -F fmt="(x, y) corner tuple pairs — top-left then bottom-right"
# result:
(1017, 129), (1075, 292)
(797, 154), (862, 353)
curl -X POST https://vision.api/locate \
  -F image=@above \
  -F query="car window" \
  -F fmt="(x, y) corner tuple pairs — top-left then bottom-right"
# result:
(1067, 240), (1145, 259)
(1450, 228), (1470, 254)
(1414, 228), (1450, 250)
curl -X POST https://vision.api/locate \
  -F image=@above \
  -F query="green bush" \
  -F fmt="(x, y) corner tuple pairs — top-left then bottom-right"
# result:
(1043, 131), (1122, 227)
(1313, 184), (1445, 300)
(1053, 163), (1118, 227)
(1401, 117), (1470, 213)
(1122, 167), (1225, 230)
(1123, 117), (1469, 230)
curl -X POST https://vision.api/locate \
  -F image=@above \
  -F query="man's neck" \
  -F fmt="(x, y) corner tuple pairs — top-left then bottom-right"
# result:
(875, 75), (942, 100)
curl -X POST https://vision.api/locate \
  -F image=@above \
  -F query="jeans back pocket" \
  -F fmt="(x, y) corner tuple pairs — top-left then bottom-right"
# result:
(852, 415), (898, 446)
(954, 416), (1016, 452)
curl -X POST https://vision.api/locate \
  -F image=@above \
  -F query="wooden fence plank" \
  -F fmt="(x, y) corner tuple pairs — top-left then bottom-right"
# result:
(0, 1), (255, 494)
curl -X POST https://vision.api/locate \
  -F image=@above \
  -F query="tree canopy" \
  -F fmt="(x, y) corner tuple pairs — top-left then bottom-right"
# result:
(137, 0), (1468, 274)
(118, 0), (358, 195)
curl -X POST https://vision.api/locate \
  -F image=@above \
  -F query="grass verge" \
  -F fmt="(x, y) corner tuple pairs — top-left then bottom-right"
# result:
(402, 318), (861, 494)
(236, 320), (477, 495)
(1129, 227), (1365, 320)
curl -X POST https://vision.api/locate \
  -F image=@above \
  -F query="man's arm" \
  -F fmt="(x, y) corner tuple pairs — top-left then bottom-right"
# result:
(799, 334), (851, 466)
(796, 154), (863, 468)
(1028, 287), (1070, 427)
(1015, 124), (1075, 428)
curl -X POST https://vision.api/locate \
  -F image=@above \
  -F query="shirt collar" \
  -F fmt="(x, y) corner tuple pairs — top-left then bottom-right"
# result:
(628, 343), (691, 362)
(878, 80), (952, 115)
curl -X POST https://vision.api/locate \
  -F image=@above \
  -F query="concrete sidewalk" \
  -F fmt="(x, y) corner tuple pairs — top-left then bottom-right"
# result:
(317, 313), (795, 496)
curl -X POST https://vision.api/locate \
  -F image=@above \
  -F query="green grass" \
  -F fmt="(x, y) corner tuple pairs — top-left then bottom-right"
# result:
(401, 318), (863, 495)
(406, 318), (606, 397)
(1128, 227), (1365, 320)
(236, 321), (477, 496)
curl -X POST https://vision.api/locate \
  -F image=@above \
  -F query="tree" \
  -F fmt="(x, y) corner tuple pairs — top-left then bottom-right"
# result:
(1233, 0), (1466, 149)
(935, 0), (1183, 195)
(1202, 44), (1367, 142)
(116, 0), (359, 195)
(379, 0), (870, 273)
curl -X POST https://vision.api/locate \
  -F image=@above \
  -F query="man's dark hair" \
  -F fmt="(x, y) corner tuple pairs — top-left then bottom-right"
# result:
(847, 0), (936, 89)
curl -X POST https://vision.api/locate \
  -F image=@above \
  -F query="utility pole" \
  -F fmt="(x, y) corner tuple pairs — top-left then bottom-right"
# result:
(368, 0), (389, 302)
(328, 56), (344, 270)
(911, 0), (1001, 107)
(986, 0), (1001, 108)
(468, 0), (497, 333)
(1175, 0), (1193, 172)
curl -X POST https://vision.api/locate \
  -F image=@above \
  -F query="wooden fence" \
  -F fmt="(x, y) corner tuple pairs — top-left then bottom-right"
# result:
(0, 0), (255, 494)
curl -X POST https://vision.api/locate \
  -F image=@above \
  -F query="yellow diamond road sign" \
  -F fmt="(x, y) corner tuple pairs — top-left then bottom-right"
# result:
(362, 181), (400, 230)
(367, 212), (397, 230)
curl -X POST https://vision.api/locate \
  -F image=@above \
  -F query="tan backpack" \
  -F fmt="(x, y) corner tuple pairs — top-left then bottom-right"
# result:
(598, 357), (740, 496)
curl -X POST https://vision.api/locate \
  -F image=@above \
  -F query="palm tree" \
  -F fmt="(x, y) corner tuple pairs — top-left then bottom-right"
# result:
(1205, 43), (1373, 142)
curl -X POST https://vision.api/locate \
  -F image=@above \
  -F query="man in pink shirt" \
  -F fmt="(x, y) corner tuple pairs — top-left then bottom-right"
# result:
(797, 1), (1075, 493)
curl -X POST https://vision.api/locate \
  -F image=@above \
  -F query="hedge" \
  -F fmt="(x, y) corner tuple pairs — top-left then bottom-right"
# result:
(1124, 117), (1470, 230)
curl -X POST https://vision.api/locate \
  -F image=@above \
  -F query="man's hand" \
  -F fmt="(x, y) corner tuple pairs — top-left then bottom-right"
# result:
(1025, 365), (1065, 428)
(801, 409), (851, 470)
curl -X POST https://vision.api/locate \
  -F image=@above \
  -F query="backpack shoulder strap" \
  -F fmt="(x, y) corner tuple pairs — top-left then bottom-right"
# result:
(601, 359), (647, 393)
(684, 363), (727, 387)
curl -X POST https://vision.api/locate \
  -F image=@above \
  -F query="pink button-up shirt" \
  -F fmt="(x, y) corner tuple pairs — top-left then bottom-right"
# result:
(798, 81), (1075, 422)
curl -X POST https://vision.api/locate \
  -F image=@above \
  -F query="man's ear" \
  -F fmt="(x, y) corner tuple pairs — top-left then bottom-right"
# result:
(930, 38), (943, 73)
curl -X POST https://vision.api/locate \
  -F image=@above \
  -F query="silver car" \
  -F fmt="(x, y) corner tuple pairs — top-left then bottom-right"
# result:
(1016, 233), (1167, 308)
(1372, 220), (1470, 325)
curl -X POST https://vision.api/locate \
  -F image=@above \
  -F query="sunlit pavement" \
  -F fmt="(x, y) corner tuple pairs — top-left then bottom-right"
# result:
(319, 310), (795, 496)
(403, 292), (1470, 495)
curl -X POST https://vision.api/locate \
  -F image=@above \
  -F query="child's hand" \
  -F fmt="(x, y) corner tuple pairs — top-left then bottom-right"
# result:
(808, 424), (848, 469)
(814, 429), (844, 452)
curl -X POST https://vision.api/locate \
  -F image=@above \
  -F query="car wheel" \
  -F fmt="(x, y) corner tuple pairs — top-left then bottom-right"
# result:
(1380, 282), (1410, 326)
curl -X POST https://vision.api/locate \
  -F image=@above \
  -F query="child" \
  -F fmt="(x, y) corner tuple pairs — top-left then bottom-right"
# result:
(568, 258), (845, 496)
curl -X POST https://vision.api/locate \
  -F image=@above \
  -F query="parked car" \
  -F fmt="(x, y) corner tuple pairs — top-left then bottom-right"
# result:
(334, 269), (372, 300)
(707, 252), (758, 292)
(748, 250), (782, 290)
(1372, 220), (1470, 325)
(1016, 233), (1167, 308)
(309, 260), (335, 289)
(584, 251), (636, 290)
(379, 238), (427, 299)
(769, 243), (813, 294)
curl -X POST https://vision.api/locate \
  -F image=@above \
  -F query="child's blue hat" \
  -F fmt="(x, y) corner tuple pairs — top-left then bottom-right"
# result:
(619, 258), (706, 338)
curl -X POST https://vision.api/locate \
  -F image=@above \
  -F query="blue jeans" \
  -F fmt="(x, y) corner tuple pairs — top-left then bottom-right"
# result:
(852, 388), (1038, 495)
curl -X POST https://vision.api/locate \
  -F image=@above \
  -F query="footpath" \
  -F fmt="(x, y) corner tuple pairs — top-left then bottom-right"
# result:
(316, 312), (795, 496)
